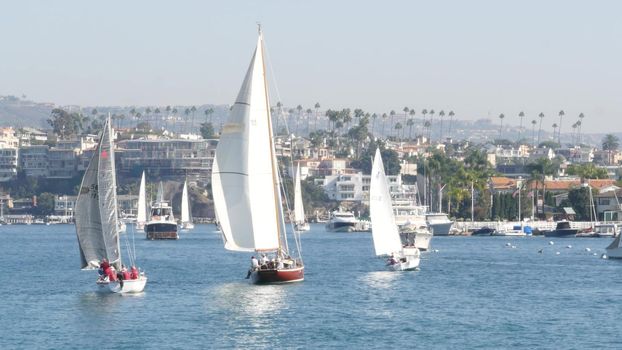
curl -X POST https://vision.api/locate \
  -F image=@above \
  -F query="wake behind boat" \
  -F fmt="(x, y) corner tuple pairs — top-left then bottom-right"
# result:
(74, 116), (147, 293)
(211, 28), (304, 284)
(370, 148), (420, 271)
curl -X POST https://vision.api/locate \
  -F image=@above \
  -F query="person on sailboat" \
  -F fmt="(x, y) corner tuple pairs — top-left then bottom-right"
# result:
(246, 256), (260, 279)
(387, 253), (398, 266)
(121, 266), (131, 280)
(130, 266), (139, 280)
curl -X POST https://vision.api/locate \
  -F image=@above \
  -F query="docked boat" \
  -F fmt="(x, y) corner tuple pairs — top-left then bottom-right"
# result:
(594, 223), (618, 238)
(370, 148), (420, 271)
(145, 182), (179, 240)
(492, 224), (526, 236)
(135, 171), (147, 230)
(471, 227), (496, 236)
(211, 28), (304, 284)
(544, 221), (578, 238)
(326, 210), (358, 232)
(293, 164), (310, 232)
(399, 222), (432, 251)
(180, 180), (195, 231)
(425, 212), (454, 236)
(74, 116), (147, 293)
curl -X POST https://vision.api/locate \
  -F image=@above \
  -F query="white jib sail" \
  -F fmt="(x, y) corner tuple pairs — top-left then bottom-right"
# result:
(137, 171), (147, 225)
(211, 33), (280, 252)
(369, 148), (403, 256)
(294, 164), (305, 224)
(181, 181), (190, 223)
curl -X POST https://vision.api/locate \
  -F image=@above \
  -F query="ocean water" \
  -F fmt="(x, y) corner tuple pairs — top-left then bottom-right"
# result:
(1, 223), (621, 349)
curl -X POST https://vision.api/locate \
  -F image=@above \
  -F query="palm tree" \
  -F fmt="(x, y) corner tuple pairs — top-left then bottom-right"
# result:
(578, 113), (585, 144)
(305, 108), (312, 135)
(184, 108), (190, 133)
(552, 123), (558, 141)
(558, 110), (565, 144)
(448, 111), (455, 140)
(531, 119), (537, 147)
(276, 101), (282, 132)
(518, 111), (525, 142)
(394, 122), (403, 141)
(190, 106), (197, 132)
(295, 105), (303, 135)
(381, 113), (388, 137)
(571, 122), (578, 144)
(403, 107), (410, 133)
(154, 108), (161, 131)
(407, 118), (415, 140)
(389, 110), (396, 137)
(204, 107), (214, 123)
(314, 102), (321, 132)
(498, 113), (505, 140)
(602, 134), (620, 165)
(537, 112), (545, 145)
(439, 110), (445, 142)
(428, 109), (435, 141)
(371, 113), (378, 135)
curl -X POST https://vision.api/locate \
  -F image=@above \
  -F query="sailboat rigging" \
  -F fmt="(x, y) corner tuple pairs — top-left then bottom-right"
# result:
(211, 28), (304, 284)
(74, 116), (147, 293)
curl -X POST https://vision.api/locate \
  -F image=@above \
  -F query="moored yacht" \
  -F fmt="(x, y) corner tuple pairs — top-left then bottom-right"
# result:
(326, 210), (358, 232)
(544, 221), (578, 238)
(145, 182), (179, 240)
(425, 212), (454, 236)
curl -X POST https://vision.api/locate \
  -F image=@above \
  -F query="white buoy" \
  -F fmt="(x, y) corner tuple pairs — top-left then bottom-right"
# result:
(601, 254), (608, 259)
(566, 245), (572, 249)
(585, 248), (591, 252)
(556, 252), (561, 255)
(433, 249), (439, 253)
(511, 245), (517, 249)
(593, 253), (598, 256)
(505, 242), (511, 247)
(549, 241), (555, 245)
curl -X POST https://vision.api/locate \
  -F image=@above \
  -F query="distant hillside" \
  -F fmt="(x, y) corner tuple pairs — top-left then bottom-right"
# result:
(0, 95), (54, 128)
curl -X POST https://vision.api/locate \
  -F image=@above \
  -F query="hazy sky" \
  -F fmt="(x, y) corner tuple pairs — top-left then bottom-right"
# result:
(1, 0), (620, 132)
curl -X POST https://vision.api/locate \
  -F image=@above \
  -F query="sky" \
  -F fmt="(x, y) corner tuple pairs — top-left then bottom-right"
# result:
(0, 0), (621, 133)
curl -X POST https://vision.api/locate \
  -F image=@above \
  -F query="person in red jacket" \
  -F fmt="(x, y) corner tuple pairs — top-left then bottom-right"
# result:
(121, 265), (131, 280)
(130, 266), (139, 280)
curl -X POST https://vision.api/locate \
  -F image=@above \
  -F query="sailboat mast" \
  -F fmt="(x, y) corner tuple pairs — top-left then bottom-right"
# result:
(258, 28), (286, 255)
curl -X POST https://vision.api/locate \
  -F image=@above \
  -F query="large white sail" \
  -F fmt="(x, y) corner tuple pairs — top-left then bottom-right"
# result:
(211, 33), (281, 252)
(293, 164), (305, 224)
(136, 171), (147, 225)
(75, 118), (121, 269)
(181, 180), (191, 223)
(370, 148), (402, 256)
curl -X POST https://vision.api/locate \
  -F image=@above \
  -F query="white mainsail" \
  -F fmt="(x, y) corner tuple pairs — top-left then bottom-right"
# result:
(181, 180), (191, 224)
(370, 148), (403, 256)
(293, 164), (305, 224)
(75, 117), (122, 269)
(136, 171), (147, 226)
(211, 32), (282, 252)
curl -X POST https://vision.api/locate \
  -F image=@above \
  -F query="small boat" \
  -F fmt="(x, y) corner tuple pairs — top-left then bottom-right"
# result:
(492, 224), (526, 236)
(399, 222), (432, 251)
(211, 28), (304, 284)
(180, 180), (195, 231)
(135, 171), (147, 230)
(145, 182), (179, 240)
(544, 221), (578, 238)
(370, 148), (420, 271)
(293, 164), (310, 232)
(325, 210), (358, 232)
(425, 212), (454, 236)
(74, 116), (147, 293)
(471, 227), (496, 236)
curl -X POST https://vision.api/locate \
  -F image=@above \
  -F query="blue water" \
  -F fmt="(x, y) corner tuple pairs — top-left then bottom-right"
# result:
(1, 224), (621, 349)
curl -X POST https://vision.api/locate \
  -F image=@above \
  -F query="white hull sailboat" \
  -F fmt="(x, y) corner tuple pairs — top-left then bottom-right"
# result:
(136, 171), (147, 230)
(180, 180), (195, 231)
(293, 164), (310, 232)
(75, 117), (147, 294)
(211, 28), (304, 284)
(370, 148), (420, 271)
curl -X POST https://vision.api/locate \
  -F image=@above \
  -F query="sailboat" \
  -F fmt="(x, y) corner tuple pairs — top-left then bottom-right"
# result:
(75, 116), (147, 293)
(145, 182), (179, 240)
(606, 230), (622, 258)
(211, 28), (304, 284)
(293, 164), (310, 231)
(136, 171), (147, 230)
(370, 148), (420, 271)
(180, 180), (195, 230)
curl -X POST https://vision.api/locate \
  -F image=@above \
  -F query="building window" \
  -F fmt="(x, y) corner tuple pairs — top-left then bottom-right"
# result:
(599, 198), (611, 206)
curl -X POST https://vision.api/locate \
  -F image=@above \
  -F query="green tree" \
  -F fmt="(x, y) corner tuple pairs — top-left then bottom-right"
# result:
(34, 192), (56, 215)
(47, 108), (85, 138)
(602, 134), (620, 165)
(200, 122), (216, 139)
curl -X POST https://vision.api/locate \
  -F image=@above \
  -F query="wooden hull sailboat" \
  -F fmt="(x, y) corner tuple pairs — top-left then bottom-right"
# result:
(75, 116), (147, 294)
(211, 28), (304, 284)
(370, 148), (420, 271)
